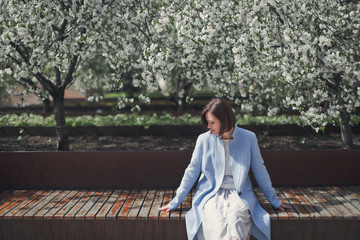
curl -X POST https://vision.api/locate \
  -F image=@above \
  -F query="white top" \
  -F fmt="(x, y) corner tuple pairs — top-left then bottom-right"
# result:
(220, 139), (235, 189)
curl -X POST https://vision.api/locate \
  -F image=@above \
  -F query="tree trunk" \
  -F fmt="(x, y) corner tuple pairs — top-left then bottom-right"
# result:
(53, 87), (69, 151)
(339, 108), (354, 149)
(42, 97), (51, 114)
(176, 97), (185, 112)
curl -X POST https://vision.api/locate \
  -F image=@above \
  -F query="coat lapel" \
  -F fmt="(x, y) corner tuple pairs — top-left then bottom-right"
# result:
(230, 126), (250, 193)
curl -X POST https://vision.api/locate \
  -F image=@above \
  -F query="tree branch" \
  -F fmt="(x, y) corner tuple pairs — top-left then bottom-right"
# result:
(9, 41), (30, 64)
(63, 55), (79, 88)
(34, 72), (56, 95)
(269, 6), (284, 25)
(131, 21), (154, 43)
(54, 66), (61, 87)
(7, 54), (22, 65)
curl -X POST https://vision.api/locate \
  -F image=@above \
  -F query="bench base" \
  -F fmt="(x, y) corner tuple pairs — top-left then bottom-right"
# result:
(1, 187), (359, 239)
(1, 219), (359, 240)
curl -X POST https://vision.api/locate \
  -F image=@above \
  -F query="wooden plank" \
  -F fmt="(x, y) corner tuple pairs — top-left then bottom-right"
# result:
(13, 190), (53, 219)
(170, 189), (181, 220)
(307, 187), (343, 219)
(106, 190), (130, 219)
(96, 190), (121, 220)
(330, 186), (360, 218)
(0, 190), (28, 213)
(64, 191), (94, 219)
(52, 191), (86, 219)
(138, 189), (157, 220)
(316, 187), (356, 219)
(289, 188), (321, 219)
(159, 189), (173, 220)
(75, 191), (103, 219)
(23, 190), (63, 219)
(347, 186), (360, 202)
(86, 190), (113, 219)
(3, 190), (45, 219)
(299, 187), (332, 219)
(280, 187), (310, 220)
(349, 186), (360, 194)
(275, 188), (299, 220)
(127, 189), (148, 220)
(0, 191), (11, 203)
(39, 190), (73, 219)
(148, 190), (165, 220)
(335, 186), (360, 212)
(254, 188), (279, 220)
(180, 191), (192, 220)
(117, 190), (139, 220)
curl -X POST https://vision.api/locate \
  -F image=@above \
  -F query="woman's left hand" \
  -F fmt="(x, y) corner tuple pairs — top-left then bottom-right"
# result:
(277, 203), (292, 211)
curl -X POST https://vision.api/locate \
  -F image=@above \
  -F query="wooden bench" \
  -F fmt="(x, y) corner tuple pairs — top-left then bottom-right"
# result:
(1, 151), (360, 239)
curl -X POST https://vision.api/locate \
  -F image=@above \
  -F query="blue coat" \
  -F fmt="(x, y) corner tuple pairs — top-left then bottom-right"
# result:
(167, 126), (281, 240)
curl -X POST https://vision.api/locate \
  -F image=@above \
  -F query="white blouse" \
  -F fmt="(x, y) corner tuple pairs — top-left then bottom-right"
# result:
(220, 139), (235, 189)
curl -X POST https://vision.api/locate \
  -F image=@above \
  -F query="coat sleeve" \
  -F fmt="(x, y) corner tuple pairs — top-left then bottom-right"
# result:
(167, 135), (203, 210)
(249, 132), (282, 209)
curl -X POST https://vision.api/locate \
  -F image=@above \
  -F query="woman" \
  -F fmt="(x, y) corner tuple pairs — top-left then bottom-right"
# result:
(160, 98), (290, 240)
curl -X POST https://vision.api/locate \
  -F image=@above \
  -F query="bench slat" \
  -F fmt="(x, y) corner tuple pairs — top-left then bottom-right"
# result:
(127, 189), (148, 220)
(328, 187), (360, 219)
(138, 189), (157, 220)
(24, 190), (60, 219)
(34, 190), (71, 219)
(0, 190), (11, 203)
(95, 190), (119, 219)
(334, 187), (360, 213)
(299, 187), (332, 219)
(350, 186), (360, 193)
(3, 190), (42, 219)
(180, 191), (192, 220)
(16, 190), (54, 219)
(280, 187), (310, 219)
(53, 191), (87, 219)
(75, 191), (103, 219)
(290, 188), (321, 219)
(159, 189), (173, 220)
(0, 190), (28, 214)
(316, 187), (355, 219)
(308, 187), (344, 219)
(43, 190), (75, 219)
(348, 186), (360, 202)
(253, 188), (279, 220)
(275, 189), (299, 220)
(1, 186), (359, 221)
(64, 191), (95, 219)
(170, 189), (180, 220)
(117, 190), (138, 220)
(106, 190), (129, 219)
(86, 190), (113, 219)
(148, 190), (165, 220)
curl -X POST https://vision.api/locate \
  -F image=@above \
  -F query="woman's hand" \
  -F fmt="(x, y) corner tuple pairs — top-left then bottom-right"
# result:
(277, 203), (292, 211)
(159, 205), (171, 212)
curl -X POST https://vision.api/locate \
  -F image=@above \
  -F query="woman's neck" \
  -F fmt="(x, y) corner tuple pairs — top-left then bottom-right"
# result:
(221, 128), (234, 140)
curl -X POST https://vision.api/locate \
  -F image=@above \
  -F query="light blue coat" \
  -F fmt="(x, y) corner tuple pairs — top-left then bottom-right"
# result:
(167, 126), (281, 240)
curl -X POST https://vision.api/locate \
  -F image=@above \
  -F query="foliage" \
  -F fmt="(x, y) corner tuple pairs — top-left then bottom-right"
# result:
(147, 0), (360, 131)
(1, 112), (359, 128)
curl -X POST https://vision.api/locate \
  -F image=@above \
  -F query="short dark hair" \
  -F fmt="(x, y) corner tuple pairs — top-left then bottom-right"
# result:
(201, 98), (236, 135)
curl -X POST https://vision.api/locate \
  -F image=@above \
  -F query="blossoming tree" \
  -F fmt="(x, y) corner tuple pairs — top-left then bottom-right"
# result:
(0, 0), (142, 150)
(152, 0), (359, 149)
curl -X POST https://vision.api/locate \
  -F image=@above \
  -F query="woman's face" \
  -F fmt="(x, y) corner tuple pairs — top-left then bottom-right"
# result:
(206, 112), (221, 135)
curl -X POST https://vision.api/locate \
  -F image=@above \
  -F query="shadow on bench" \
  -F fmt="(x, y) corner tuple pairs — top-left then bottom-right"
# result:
(0, 151), (360, 240)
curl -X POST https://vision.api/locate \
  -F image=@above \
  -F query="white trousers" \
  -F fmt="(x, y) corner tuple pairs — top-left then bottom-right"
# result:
(197, 188), (252, 240)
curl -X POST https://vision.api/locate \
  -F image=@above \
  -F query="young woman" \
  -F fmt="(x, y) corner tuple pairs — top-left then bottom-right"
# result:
(159, 98), (290, 240)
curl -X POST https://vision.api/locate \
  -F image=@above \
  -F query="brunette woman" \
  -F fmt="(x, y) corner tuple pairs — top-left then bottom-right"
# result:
(160, 98), (290, 240)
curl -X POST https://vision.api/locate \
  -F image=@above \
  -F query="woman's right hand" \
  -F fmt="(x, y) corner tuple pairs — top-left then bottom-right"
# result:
(159, 205), (171, 212)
